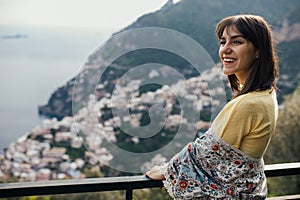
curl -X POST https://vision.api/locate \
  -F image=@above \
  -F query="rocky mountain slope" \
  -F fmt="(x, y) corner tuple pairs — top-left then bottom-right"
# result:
(38, 0), (300, 119)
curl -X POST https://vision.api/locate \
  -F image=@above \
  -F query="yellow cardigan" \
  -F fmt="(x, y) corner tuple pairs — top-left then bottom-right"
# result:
(211, 89), (278, 159)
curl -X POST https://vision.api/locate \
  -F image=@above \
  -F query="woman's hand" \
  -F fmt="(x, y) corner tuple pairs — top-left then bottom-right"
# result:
(145, 165), (165, 180)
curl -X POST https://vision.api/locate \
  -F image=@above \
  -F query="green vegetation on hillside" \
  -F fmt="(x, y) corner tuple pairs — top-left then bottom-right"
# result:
(264, 84), (300, 195)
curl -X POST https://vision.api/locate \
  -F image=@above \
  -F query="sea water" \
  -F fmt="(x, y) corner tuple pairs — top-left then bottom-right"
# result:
(0, 25), (113, 150)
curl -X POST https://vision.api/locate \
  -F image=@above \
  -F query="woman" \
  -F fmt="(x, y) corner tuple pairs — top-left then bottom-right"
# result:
(146, 14), (279, 199)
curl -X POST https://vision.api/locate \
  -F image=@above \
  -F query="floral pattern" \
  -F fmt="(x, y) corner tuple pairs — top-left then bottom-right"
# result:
(162, 129), (267, 199)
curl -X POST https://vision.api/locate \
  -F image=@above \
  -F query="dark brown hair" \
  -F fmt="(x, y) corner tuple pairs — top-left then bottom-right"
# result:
(215, 14), (279, 97)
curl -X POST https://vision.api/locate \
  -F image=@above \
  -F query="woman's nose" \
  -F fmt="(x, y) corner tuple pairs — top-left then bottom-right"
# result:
(220, 43), (232, 55)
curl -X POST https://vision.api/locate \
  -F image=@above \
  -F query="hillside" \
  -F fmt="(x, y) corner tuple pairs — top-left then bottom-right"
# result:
(38, 0), (300, 118)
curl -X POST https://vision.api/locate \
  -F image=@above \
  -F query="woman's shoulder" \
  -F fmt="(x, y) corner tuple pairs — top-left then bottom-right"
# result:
(231, 89), (276, 111)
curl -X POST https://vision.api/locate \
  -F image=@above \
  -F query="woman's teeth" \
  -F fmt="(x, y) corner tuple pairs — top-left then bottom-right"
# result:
(224, 58), (235, 62)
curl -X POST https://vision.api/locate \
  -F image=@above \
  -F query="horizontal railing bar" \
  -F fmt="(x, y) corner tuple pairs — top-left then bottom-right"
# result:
(264, 162), (300, 177)
(267, 194), (300, 200)
(0, 175), (163, 198)
(0, 162), (299, 198)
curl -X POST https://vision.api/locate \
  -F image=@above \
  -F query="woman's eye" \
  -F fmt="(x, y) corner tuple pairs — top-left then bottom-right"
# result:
(232, 40), (243, 45)
(219, 40), (226, 45)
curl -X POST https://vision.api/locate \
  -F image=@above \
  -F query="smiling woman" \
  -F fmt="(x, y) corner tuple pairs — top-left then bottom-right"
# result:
(146, 14), (279, 199)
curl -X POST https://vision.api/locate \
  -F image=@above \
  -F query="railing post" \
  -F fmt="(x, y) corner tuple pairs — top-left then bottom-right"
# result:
(126, 188), (133, 200)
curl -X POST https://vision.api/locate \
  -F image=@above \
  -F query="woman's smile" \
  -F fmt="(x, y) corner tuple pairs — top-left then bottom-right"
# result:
(222, 57), (237, 66)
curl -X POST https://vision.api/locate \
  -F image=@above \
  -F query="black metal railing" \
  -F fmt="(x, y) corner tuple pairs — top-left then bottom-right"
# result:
(0, 162), (299, 200)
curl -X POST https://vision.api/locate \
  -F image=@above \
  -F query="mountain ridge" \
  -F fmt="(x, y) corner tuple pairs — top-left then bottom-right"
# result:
(38, 0), (300, 119)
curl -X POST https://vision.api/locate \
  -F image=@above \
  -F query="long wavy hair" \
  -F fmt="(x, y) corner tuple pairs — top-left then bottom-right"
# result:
(215, 14), (279, 97)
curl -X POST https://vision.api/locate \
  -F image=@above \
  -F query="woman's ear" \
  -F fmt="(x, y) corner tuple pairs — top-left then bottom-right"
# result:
(256, 50), (259, 59)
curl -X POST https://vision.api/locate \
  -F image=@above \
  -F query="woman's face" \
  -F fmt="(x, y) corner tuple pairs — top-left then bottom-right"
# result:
(218, 25), (258, 84)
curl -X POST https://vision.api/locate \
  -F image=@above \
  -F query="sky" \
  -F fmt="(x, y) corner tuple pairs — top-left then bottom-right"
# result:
(0, 0), (174, 30)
